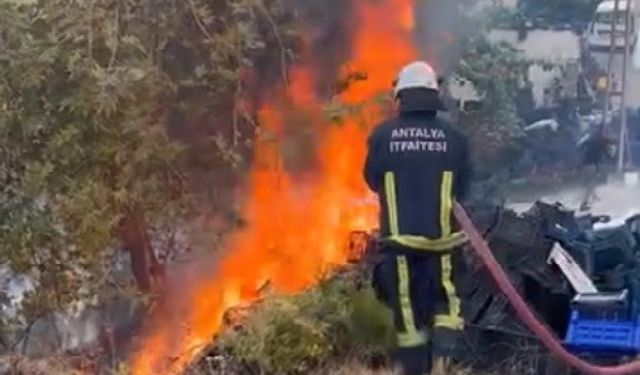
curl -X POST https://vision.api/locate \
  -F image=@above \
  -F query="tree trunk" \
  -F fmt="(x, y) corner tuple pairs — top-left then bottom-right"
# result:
(118, 206), (164, 292)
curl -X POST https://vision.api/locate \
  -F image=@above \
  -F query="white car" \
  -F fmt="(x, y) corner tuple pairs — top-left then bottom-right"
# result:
(586, 0), (637, 51)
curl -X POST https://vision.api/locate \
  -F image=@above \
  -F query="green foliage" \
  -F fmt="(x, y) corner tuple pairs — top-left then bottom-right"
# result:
(453, 37), (530, 176)
(222, 296), (331, 374)
(219, 274), (393, 375)
(349, 286), (395, 351)
(0, 0), (295, 321)
(483, 3), (520, 29)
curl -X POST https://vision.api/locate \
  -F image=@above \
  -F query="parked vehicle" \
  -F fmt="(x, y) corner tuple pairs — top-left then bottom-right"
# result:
(586, 0), (637, 51)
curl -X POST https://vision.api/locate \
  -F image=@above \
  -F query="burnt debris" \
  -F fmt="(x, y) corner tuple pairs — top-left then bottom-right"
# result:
(353, 200), (640, 372)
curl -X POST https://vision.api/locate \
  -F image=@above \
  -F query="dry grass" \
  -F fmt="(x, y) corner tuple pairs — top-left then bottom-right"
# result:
(0, 355), (88, 375)
(313, 361), (485, 375)
(312, 361), (397, 375)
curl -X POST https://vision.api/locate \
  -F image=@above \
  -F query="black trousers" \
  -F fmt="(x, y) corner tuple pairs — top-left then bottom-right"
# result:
(372, 246), (464, 375)
(582, 163), (607, 201)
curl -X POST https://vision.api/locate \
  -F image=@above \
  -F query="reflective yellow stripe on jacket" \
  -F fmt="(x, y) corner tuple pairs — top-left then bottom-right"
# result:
(434, 253), (464, 330)
(440, 171), (453, 237)
(383, 171), (466, 252)
(396, 255), (428, 347)
(384, 171), (465, 331)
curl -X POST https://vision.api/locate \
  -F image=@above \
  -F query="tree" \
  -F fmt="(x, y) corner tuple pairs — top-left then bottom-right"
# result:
(0, 0), (295, 328)
(453, 36), (531, 177)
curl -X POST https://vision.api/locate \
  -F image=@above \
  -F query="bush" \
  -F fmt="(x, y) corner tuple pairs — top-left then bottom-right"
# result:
(349, 286), (395, 351)
(218, 271), (394, 375)
(205, 268), (531, 375)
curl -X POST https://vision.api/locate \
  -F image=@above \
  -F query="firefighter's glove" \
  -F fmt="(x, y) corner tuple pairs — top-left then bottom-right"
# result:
(431, 356), (452, 375)
(431, 326), (462, 359)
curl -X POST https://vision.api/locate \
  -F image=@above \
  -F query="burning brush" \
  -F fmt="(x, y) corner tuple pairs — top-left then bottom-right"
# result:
(222, 279), (273, 328)
(222, 229), (378, 329)
(347, 229), (379, 263)
(334, 63), (369, 95)
(131, 0), (417, 371)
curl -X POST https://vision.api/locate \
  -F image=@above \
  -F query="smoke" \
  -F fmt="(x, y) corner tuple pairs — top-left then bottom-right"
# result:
(414, 0), (473, 75)
(248, 0), (355, 104)
(296, 0), (474, 89)
(295, 0), (355, 97)
(247, 0), (359, 175)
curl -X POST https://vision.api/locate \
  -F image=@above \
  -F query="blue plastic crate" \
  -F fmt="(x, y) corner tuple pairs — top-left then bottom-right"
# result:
(565, 310), (640, 354)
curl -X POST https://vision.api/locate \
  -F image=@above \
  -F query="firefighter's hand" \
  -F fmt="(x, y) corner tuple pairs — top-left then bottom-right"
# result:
(432, 356), (452, 375)
(431, 326), (462, 359)
(432, 327), (461, 375)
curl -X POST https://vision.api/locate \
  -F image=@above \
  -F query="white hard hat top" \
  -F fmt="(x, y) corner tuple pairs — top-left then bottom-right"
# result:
(393, 61), (439, 98)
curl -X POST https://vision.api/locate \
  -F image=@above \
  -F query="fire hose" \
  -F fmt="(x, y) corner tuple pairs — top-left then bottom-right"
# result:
(453, 202), (640, 375)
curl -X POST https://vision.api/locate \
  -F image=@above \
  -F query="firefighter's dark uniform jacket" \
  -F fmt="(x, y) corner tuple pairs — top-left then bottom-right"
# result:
(364, 97), (472, 252)
(363, 89), (472, 374)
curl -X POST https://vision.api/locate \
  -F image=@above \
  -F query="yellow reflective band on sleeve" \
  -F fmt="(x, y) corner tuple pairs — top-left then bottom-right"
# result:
(396, 256), (426, 347)
(440, 171), (453, 238)
(435, 254), (464, 330)
(385, 172), (399, 235)
(397, 330), (428, 348)
(388, 232), (467, 252)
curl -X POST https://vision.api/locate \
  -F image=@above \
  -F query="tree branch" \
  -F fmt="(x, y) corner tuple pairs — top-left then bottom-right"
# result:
(108, 1), (121, 70)
(255, 0), (288, 85)
(232, 79), (242, 148)
(232, 43), (244, 148)
(87, 0), (94, 60)
(184, 0), (216, 44)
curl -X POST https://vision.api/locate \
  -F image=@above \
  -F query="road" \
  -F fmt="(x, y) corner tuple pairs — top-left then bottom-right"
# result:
(509, 181), (640, 227)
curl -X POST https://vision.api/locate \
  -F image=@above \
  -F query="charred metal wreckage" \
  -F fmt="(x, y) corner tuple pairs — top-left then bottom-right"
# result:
(349, 201), (640, 374)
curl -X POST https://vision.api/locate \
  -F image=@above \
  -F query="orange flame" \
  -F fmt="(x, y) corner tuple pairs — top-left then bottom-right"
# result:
(131, 1), (417, 373)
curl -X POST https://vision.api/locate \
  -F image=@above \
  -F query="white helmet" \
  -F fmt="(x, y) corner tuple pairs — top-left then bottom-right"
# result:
(393, 61), (439, 98)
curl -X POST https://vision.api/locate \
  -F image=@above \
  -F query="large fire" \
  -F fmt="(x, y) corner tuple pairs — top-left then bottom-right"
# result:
(131, 0), (418, 373)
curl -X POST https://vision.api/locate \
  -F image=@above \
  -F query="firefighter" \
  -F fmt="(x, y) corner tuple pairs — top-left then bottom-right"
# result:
(364, 61), (472, 375)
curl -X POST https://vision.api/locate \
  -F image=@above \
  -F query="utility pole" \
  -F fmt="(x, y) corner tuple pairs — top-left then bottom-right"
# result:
(602, 0), (620, 135)
(618, 0), (632, 172)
